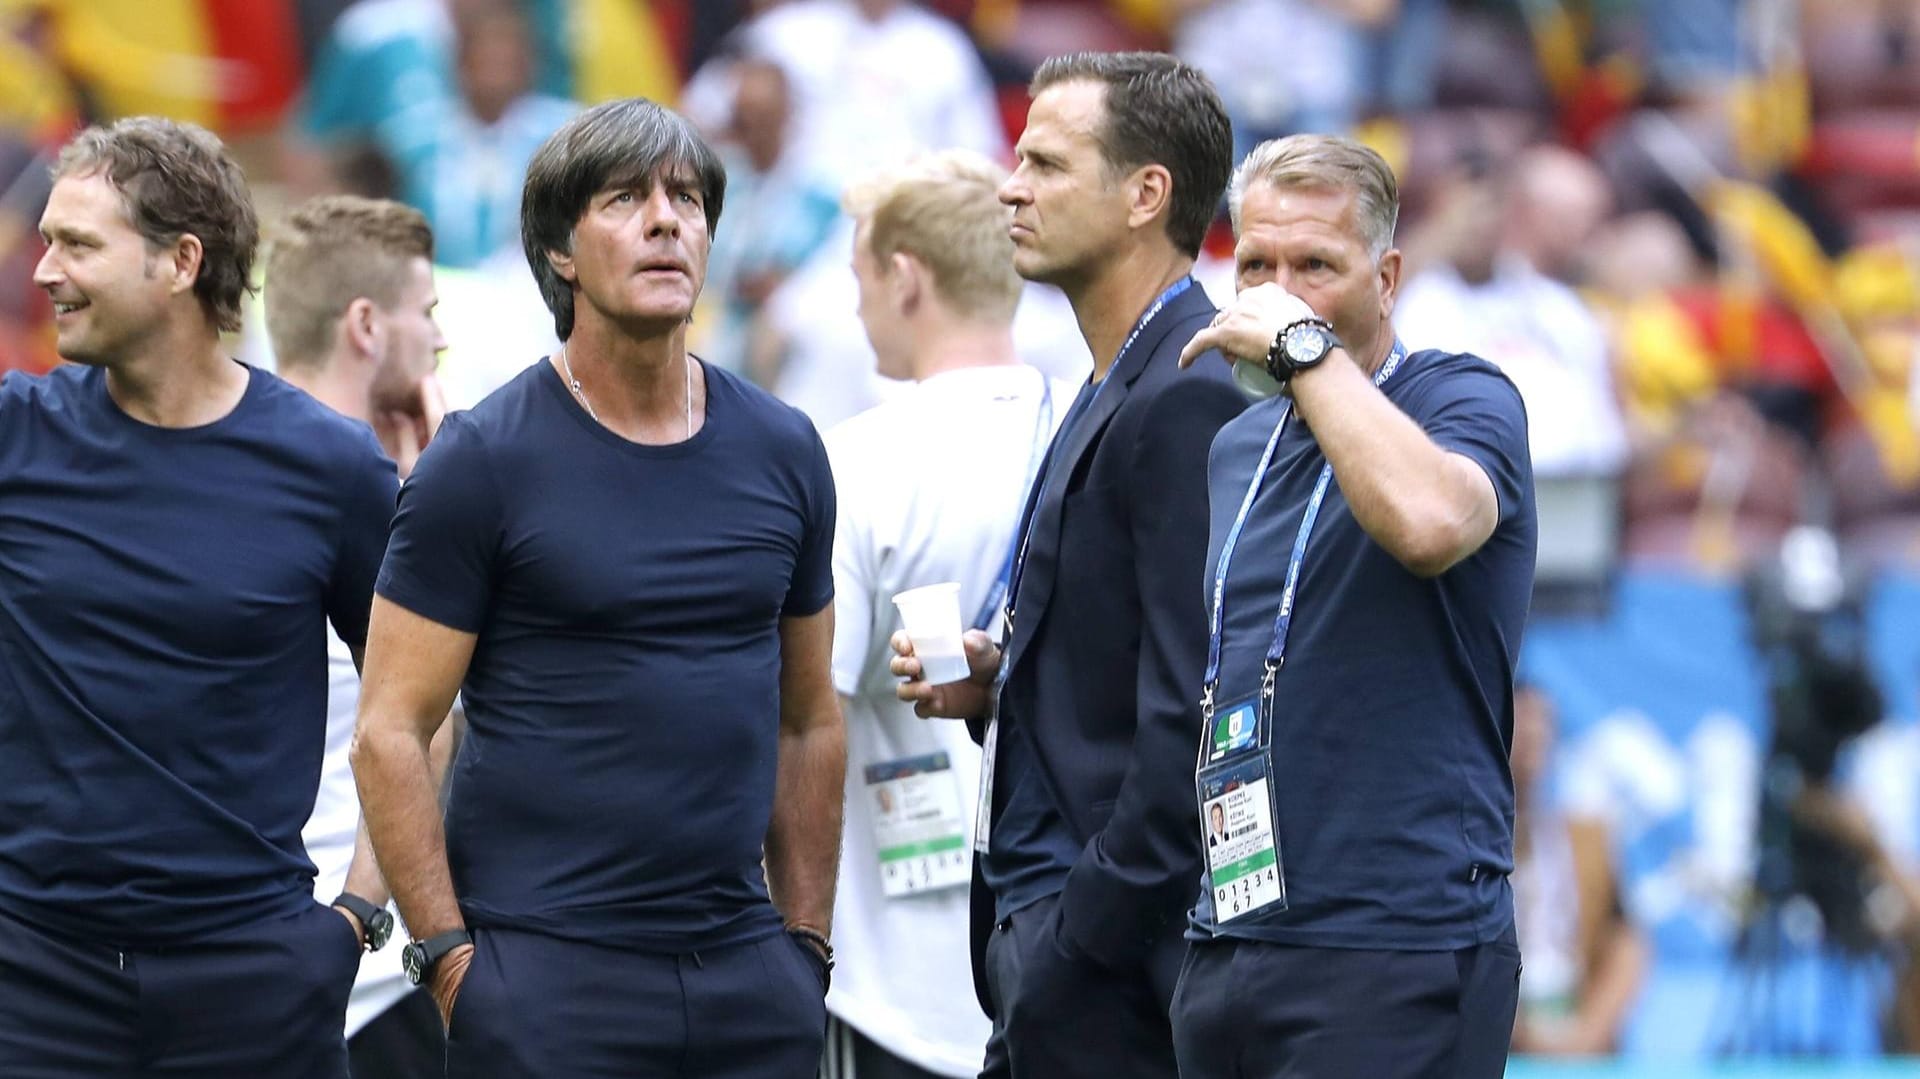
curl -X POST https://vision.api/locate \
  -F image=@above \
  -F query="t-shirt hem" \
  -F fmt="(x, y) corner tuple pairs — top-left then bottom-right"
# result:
(0, 885), (315, 950)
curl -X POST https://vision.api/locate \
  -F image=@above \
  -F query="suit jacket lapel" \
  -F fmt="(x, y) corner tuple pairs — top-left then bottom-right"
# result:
(1003, 282), (1215, 675)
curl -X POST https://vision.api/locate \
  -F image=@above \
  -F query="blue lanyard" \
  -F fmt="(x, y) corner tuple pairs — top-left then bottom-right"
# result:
(1002, 275), (1195, 628)
(971, 372), (1056, 630)
(1201, 340), (1408, 713)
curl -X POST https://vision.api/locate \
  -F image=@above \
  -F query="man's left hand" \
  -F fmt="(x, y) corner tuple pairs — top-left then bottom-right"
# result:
(1178, 283), (1320, 369)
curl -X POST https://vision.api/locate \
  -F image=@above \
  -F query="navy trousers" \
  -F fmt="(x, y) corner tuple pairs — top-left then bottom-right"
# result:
(0, 900), (357, 1078)
(979, 894), (1184, 1079)
(445, 927), (828, 1078)
(1170, 926), (1521, 1079)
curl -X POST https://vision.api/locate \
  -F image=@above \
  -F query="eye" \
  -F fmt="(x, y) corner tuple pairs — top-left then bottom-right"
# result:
(1305, 257), (1330, 272)
(676, 190), (700, 206)
(612, 191), (635, 205)
(1238, 258), (1266, 275)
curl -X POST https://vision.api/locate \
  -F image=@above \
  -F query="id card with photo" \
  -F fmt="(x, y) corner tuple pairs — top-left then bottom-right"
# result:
(1196, 752), (1286, 922)
(866, 752), (970, 898)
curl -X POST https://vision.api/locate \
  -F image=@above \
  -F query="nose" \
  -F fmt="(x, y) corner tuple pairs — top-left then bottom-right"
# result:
(997, 169), (1029, 208)
(32, 246), (61, 290)
(643, 188), (682, 239)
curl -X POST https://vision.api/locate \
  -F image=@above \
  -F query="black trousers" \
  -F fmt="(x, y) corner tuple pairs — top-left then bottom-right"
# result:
(0, 900), (357, 1079)
(445, 927), (828, 1078)
(979, 893), (1183, 1079)
(1170, 926), (1521, 1079)
(347, 987), (444, 1079)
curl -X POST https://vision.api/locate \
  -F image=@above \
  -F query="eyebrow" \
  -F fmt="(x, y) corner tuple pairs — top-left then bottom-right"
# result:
(39, 223), (104, 245)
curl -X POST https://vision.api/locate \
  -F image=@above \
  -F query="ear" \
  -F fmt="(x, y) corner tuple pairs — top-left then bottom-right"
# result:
(888, 251), (920, 313)
(1126, 163), (1174, 234)
(165, 234), (205, 299)
(545, 246), (577, 286)
(343, 296), (381, 360)
(1376, 248), (1403, 320)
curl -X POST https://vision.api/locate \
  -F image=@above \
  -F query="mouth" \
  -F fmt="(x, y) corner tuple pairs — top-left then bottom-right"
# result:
(50, 299), (88, 320)
(1008, 222), (1034, 242)
(637, 260), (689, 278)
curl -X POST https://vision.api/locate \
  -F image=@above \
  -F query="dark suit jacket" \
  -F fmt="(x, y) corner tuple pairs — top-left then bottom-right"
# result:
(968, 281), (1246, 1011)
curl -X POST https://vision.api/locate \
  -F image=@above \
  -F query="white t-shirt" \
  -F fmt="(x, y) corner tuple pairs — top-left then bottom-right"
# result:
(1394, 257), (1629, 478)
(301, 630), (412, 1037)
(825, 365), (1073, 1076)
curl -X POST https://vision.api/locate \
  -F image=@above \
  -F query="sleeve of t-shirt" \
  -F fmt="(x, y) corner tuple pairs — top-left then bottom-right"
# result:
(824, 433), (874, 697)
(783, 419), (837, 618)
(1417, 358), (1533, 524)
(374, 413), (503, 634)
(325, 430), (401, 653)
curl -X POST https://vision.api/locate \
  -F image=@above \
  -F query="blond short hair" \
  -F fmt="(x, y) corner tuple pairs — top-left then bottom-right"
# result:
(1228, 134), (1399, 261)
(842, 149), (1021, 323)
(264, 196), (433, 370)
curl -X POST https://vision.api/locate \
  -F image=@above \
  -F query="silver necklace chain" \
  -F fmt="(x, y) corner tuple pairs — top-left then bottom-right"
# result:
(560, 346), (693, 439)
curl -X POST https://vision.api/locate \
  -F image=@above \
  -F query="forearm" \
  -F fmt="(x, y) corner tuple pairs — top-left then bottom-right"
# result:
(352, 722), (465, 938)
(340, 713), (461, 907)
(765, 715), (846, 933)
(1572, 926), (1649, 1052)
(1289, 356), (1490, 575)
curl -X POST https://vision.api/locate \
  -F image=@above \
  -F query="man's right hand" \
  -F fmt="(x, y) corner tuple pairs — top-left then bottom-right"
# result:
(890, 629), (999, 720)
(430, 942), (476, 1029)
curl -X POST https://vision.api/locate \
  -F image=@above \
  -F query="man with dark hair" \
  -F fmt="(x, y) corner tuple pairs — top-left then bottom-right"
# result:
(352, 97), (843, 1077)
(266, 193), (453, 1079)
(1172, 132), (1534, 1079)
(891, 50), (1244, 1079)
(0, 117), (397, 1076)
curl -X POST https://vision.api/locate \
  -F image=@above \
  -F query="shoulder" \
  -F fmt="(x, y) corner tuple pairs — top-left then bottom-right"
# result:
(822, 398), (892, 464)
(712, 362), (825, 454)
(251, 368), (389, 465)
(1392, 348), (1525, 417)
(0, 363), (86, 412)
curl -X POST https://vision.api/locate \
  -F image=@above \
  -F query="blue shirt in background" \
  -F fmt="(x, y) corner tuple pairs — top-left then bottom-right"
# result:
(1190, 348), (1536, 950)
(0, 363), (398, 946)
(376, 359), (836, 952)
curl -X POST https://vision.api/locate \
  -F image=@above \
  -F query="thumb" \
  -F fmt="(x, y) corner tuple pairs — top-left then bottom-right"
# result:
(962, 629), (995, 657)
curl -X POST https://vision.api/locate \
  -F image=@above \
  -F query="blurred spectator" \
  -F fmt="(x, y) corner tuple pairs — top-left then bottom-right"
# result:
(694, 57), (839, 376)
(1173, 0), (1444, 157)
(297, 0), (576, 267)
(1395, 144), (1630, 478)
(1511, 682), (1650, 1057)
(686, 0), (1006, 197)
(419, 0), (576, 267)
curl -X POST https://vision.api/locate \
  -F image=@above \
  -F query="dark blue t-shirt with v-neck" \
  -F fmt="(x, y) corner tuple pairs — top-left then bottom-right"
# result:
(376, 358), (835, 952)
(0, 363), (397, 946)
(1189, 348), (1535, 951)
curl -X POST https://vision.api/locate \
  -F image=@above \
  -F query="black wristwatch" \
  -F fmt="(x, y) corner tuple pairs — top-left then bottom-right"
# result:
(1265, 317), (1341, 384)
(402, 928), (473, 985)
(332, 892), (394, 952)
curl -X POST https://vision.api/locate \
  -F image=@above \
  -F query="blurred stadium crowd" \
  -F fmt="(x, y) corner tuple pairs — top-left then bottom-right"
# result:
(3, 0), (1920, 1064)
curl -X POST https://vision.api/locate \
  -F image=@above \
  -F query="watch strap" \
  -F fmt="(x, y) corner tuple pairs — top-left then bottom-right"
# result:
(331, 893), (381, 931)
(413, 928), (473, 980)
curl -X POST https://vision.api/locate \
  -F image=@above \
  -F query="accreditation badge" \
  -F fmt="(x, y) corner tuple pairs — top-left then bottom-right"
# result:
(1194, 694), (1287, 922)
(866, 752), (970, 898)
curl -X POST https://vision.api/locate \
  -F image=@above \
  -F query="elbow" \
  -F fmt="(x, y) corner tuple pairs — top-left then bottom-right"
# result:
(1387, 503), (1480, 578)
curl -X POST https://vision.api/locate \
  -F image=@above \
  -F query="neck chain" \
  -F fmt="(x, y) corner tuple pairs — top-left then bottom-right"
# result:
(560, 345), (694, 439)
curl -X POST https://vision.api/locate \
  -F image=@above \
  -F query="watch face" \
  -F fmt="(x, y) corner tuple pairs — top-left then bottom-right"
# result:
(402, 943), (425, 984)
(366, 910), (394, 951)
(1285, 323), (1329, 364)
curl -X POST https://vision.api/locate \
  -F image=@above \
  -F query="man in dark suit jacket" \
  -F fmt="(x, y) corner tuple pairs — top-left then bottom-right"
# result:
(891, 51), (1243, 1079)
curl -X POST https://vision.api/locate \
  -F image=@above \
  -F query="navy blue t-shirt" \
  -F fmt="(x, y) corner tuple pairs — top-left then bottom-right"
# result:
(0, 363), (397, 946)
(376, 358), (836, 952)
(1190, 348), (1535, 950)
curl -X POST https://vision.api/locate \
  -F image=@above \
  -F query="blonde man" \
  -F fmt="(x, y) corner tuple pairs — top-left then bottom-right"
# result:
(265, 195), (450, 1079)
(825, 149), (1073, 1079)
(1173, 133), (1535, 1079)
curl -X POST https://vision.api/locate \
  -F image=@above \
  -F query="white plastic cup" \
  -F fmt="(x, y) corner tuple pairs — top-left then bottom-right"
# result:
(891, 582), (970, 685)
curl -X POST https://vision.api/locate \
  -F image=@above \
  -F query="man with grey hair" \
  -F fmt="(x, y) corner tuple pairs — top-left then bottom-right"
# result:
(1172, 132), (1534, 1077)
(352, 97), (844, 1078)
(0, 117), (396, 1076)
